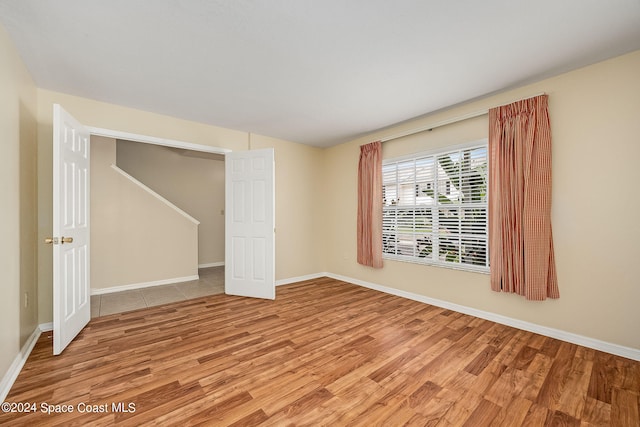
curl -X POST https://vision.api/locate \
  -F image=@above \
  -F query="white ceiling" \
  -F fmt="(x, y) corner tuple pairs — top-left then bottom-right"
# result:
(1, 1), (640, 147)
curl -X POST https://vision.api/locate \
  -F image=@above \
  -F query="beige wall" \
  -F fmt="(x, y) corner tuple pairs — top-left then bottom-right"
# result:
(0, 26), (38, 382)
(90, 136), (199, 289)
(323, 50), (640, 350)
(252, 134), (326, 280)
(36, 90), (325, 323)
(116, 140), (225, 266)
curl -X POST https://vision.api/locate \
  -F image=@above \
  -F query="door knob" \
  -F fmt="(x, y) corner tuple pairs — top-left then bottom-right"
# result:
(44, 237), (73, 244)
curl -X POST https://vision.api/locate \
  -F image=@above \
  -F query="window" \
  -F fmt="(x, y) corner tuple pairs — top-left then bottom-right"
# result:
(382, 141), (489, 272)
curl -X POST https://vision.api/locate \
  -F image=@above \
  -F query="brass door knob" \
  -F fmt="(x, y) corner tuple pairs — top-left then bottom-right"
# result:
(44, 237), (73, 244)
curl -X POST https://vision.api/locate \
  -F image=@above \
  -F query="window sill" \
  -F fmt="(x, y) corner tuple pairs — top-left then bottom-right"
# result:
(383, 254), (490, 275)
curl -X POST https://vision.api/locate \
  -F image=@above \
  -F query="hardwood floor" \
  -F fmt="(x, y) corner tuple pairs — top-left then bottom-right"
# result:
(2, 277), (639, 426)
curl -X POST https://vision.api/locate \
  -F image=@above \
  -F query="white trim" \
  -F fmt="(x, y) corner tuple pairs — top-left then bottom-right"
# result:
(198, 262), (225, 268)
(384, 254), (490, 275)
(0, 326), (43, 401)
(111, 164), (200, 225)
(88, 127), (231, 155)
(39, 323), (53, 332)
(276, 273), (326, 287)
(325, 272), (640, 361)
(91, 275), (199, 295)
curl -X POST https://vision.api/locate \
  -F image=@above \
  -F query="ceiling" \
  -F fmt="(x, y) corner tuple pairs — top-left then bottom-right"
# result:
(1, 1), (640, 147)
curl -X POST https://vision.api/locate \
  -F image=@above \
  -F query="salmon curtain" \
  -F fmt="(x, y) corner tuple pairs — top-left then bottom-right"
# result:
(357, 141), (383, 268)
(488, 95), (559, 300)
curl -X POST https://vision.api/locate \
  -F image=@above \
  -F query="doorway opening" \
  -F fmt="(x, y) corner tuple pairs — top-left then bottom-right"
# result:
(89, 136), (226, 317)
(52, 104), (275, 354)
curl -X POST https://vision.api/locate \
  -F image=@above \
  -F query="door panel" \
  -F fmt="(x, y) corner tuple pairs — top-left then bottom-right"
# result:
(225, 148), (275, 299)
(53, 104), (91, 355)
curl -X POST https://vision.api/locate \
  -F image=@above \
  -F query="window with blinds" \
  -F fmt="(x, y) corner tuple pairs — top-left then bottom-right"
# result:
(382, 140), (489, 272)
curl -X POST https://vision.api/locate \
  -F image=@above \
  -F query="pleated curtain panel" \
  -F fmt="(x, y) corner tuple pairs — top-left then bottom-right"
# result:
(488, 95), (560, 300)
(357, 141), (383, 268)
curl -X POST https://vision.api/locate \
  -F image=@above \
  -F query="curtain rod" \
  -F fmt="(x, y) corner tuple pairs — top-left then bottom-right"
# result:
(380, 92), (545, 143)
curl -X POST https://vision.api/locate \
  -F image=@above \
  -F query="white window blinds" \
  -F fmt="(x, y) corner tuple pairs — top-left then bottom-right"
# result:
(382, 141), (489, 272)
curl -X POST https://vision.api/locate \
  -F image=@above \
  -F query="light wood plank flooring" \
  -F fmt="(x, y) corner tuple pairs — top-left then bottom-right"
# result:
(2, 277), (639, 426)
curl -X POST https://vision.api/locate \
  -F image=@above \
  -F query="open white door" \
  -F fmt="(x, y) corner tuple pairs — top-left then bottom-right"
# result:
(225, 148), (275, 299)
(51, 104), (91, 355)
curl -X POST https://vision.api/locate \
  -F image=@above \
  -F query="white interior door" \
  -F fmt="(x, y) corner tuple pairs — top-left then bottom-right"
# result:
(52, 104), (91, 355)
(225, 148), (275, 299)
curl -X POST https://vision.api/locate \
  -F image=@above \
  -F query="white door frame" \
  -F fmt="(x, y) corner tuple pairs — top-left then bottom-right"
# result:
(87, 127), (231, 156)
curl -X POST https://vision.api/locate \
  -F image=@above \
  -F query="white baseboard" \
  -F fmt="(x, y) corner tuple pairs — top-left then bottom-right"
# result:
(0, 324), (47, 402)
(276, 273), (326, 287)
(39, 323), (53, 332)
(198, 262), (224, 269)
(91, 275), (199, 296)
(325, 272), (640, 362)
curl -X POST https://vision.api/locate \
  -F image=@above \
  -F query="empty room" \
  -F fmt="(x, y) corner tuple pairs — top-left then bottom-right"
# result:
(1, 1), (639, 425)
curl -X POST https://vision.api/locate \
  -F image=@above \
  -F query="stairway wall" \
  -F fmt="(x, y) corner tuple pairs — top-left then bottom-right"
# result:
(90, 136), (199, 291)
(116, 139), (225, 267)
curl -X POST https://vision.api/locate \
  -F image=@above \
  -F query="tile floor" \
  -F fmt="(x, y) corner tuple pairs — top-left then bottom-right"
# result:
(90, 266), (225, 318)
